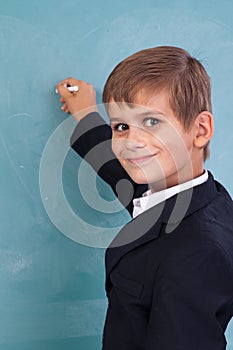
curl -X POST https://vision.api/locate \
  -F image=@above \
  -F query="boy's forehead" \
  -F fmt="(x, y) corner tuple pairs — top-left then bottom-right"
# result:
(133, 87), (170, 106)
(107, 90), (171, 120)
(107, 102), (163, 120)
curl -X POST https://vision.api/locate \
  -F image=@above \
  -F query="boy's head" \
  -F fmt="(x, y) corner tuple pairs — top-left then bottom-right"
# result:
(103, 46), (212, 161)
(102, 46), (214, 191)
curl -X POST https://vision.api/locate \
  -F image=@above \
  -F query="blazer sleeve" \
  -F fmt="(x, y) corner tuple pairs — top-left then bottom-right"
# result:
(146, 242), (233, 350)
(70, 112), (148, 215)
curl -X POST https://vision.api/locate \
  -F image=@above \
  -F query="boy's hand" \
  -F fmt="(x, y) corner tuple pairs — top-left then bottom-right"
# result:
(56, 78), (98, 122)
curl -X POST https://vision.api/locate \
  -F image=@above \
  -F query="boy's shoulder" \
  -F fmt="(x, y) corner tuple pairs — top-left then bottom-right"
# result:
(201, 174), (233, 225)
(198, 176), (233, 252)
(159, 173), (233, 258)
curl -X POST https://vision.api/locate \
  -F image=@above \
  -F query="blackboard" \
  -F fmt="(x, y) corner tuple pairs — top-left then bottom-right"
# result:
(0, 0), (232, 349)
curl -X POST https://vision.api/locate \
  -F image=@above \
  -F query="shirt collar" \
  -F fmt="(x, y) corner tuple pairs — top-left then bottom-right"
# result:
(133, 170), (208, 218)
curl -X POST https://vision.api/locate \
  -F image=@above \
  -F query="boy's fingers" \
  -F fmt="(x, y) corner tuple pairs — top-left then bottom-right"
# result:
(56, 83), (71, 98)
(55, 77), (97, 120)
(62, 77), (80, 86)
(61, 103), (66, 111)
(61, 102), (70, 114)
(56, 77), (81, 91)
(56, 77), (82, 97)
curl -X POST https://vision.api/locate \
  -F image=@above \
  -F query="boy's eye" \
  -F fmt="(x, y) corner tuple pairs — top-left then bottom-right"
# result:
(143, 118), (159, 127)
(113, 123), (129, 131)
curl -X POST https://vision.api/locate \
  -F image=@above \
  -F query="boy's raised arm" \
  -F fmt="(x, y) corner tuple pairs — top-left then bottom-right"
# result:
(56, 78), (147, 215)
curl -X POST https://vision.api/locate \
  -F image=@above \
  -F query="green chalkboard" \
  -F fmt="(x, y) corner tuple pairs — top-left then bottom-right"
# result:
(0, 0), (232, 349)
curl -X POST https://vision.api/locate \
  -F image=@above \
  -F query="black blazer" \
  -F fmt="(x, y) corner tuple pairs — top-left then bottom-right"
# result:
(71, 112), (233, 350)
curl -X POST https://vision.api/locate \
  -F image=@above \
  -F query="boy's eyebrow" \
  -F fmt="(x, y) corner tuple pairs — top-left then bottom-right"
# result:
(109, 117), (125, 123)
(109, 110), (166, 123)
(137, 111), (166, 118)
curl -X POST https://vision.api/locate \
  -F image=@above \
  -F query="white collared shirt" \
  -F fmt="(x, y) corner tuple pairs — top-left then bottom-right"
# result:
(132, 171), (209, 218)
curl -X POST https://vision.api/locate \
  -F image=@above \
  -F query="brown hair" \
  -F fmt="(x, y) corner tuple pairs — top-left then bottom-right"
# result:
(102, 46), (212, 160)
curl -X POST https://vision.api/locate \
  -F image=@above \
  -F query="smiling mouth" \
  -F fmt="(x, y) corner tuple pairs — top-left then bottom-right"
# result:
(126, 154), (157, 165)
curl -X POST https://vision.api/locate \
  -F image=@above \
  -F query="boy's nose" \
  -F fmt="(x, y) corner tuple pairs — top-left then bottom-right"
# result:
(125, 126), (147, 150)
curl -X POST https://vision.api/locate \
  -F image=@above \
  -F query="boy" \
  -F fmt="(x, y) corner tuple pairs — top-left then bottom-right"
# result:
(56, 46), (233, 350)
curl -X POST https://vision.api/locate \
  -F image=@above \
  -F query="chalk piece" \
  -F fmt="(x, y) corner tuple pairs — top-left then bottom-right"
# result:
(55, 84), (79, 94)
(67, 85), (79, 92)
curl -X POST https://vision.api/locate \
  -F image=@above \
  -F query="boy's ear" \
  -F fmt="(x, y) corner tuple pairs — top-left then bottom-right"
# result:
(194, 111), (214, 148)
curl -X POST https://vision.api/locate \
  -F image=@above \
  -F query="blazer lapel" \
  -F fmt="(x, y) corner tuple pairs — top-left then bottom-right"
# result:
(105, 172), (218, 285)
(105, 203), (164, 278)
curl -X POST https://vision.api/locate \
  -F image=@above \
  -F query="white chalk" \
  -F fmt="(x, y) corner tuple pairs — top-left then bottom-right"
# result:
(67, 85), (79, 92)
(55, 84), (79, 94)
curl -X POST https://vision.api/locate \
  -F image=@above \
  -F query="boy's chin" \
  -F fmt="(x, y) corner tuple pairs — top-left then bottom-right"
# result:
(129, 173), (168, 190)
(133, 178), (149, 185)
(126, 173), (148, 184)
(123, 167), (166, 187)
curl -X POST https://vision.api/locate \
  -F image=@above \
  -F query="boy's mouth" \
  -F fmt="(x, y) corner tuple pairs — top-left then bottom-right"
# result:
(126, 153), (157, 165)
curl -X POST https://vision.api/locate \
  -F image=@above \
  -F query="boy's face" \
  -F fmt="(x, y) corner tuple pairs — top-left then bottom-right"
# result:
(108, 90), (197, 192)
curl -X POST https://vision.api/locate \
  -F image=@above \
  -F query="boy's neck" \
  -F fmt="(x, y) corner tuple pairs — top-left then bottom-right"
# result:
(149, 167), (205, 194)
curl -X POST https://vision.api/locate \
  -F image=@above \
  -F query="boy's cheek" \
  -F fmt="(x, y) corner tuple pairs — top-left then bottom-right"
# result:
(111, 139), (123, 158)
